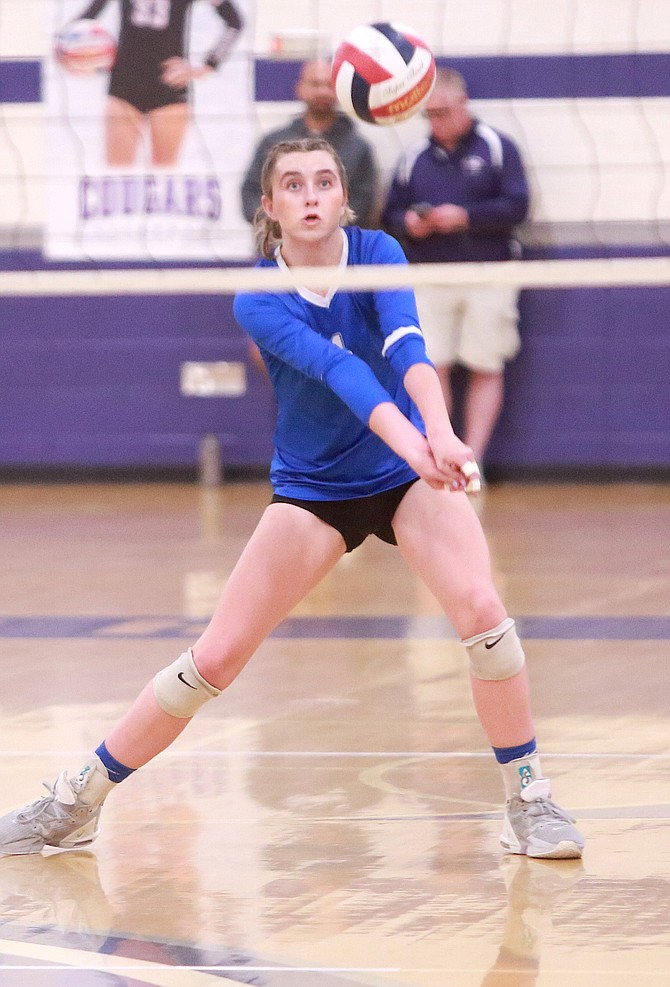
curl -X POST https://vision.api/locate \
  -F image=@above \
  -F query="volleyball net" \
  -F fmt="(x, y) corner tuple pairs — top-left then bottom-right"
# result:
(2, 0), (670, 258)
(1, 0), (668, 478)
(1, 251), (667, 485)
(1, 254), (669, 297)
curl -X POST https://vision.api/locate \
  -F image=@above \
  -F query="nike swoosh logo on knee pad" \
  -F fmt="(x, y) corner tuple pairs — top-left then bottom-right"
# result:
(484, 634), (506, 649)
(178, 671), (197, 689)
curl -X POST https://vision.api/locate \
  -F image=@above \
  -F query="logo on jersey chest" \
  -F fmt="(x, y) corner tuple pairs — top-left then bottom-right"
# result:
(462, 155), (486, 174)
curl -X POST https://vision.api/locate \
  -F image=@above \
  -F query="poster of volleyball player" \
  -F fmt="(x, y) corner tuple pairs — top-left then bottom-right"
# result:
(44, 0), (255, 259)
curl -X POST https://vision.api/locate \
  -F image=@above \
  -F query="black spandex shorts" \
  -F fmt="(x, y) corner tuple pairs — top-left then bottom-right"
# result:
(271, 478), (419, 553)
(109, 71), (188, 114)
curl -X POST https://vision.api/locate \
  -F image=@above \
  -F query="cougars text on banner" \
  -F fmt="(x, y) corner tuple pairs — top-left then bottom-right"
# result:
(45, 0), (255, 260)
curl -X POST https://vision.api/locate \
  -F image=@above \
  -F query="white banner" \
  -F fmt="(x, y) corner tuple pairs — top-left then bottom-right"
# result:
(44, 0), (256, 259)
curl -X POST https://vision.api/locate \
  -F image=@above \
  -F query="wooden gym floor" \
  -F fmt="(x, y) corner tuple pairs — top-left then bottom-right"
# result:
(0, 479), (668, 986)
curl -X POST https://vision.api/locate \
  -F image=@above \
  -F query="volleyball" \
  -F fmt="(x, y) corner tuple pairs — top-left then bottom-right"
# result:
(331, 22), (436, 126)
(55, 19), (116, 75)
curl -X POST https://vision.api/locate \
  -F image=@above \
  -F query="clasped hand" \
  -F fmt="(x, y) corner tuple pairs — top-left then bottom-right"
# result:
(409, 430), (479, 493)
(405, 203), (469, 238)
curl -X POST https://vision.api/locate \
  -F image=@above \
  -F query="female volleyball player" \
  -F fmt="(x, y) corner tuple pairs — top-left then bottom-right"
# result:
(0, 139), (584, 861)
(61, 0), (243, 166)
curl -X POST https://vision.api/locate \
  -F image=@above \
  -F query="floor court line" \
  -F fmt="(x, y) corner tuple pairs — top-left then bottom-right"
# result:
(0, 941), (402, 987)
(1, 614), (668, 638)
(1, 750), (669, 760)
(0, 941), (260, 986)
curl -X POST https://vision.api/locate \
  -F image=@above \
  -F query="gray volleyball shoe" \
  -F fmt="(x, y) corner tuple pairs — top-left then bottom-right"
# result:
(0, 771), (102, 856)
(500, 778), (585, 859)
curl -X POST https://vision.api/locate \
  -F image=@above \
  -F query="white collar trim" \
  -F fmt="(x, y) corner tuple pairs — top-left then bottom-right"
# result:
(274, 228), (348, 308)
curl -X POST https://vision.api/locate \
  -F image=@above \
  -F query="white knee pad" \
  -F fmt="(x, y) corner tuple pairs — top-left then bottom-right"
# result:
(152, 648), (221, 718)
(462, 617), (525, 680)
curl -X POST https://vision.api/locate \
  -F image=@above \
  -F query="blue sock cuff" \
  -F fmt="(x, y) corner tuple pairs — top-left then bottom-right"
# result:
(95, 741), (135, 784)
(492, 738), (537, 765)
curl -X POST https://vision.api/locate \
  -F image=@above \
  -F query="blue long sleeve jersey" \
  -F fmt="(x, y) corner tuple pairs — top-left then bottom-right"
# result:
(233, 227), (434, 500)
(382, 121), (530, 263)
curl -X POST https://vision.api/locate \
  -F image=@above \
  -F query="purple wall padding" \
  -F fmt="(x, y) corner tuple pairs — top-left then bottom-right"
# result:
(487, 285), (670, 470)
(0, 291), (275, 468)
(0, 272), (668, 473)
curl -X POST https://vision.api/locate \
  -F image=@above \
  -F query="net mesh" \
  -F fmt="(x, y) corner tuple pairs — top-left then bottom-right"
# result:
(0, 0), (670, 257)
(0, 247), (666, 481)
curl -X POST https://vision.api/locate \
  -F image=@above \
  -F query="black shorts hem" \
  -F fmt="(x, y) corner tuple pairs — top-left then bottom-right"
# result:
(109, 79), (189, 114)
(271, 478), (419, 553)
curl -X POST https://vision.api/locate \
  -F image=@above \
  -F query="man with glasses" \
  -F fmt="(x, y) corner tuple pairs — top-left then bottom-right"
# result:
(382, 68), (530, 478)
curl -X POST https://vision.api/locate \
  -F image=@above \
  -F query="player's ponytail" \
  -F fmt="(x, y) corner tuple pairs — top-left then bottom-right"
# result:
(254, 137), (356, 259)
(253, 207), (282, 260)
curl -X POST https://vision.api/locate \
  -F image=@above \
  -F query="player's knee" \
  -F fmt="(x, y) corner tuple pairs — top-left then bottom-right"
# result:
(152, 648), (221, 718)
(462, 618), (525, 680)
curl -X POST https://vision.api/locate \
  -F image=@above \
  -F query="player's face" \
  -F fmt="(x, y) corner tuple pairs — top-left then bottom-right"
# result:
(423, 84), (472, 149)
(262, 150), (347, 248)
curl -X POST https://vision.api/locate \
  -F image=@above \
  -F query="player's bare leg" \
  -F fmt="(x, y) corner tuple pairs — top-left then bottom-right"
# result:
(105, 96), (144, 167)
(392, 481), (583, 857)
(0, 507), (346, 854)
(106, 504), (346, 768)
(463, 368), (504, 465)
(392, 480), (533, 742)
(148, 103), (190, 167)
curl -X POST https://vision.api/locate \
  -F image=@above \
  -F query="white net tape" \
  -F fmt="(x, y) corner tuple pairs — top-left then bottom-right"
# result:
(1, 255), (668, 296)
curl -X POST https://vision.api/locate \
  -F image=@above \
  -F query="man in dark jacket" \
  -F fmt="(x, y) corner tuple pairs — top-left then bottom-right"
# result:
(241, 59), (379, 228)
(383, 68), (530, 473)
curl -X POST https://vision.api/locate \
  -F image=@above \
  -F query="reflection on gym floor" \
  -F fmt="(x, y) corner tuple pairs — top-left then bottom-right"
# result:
(1, 481), (669, 986)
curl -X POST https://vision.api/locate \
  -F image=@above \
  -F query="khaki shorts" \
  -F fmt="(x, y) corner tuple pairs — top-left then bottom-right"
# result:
(414, 284), (521, 372)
